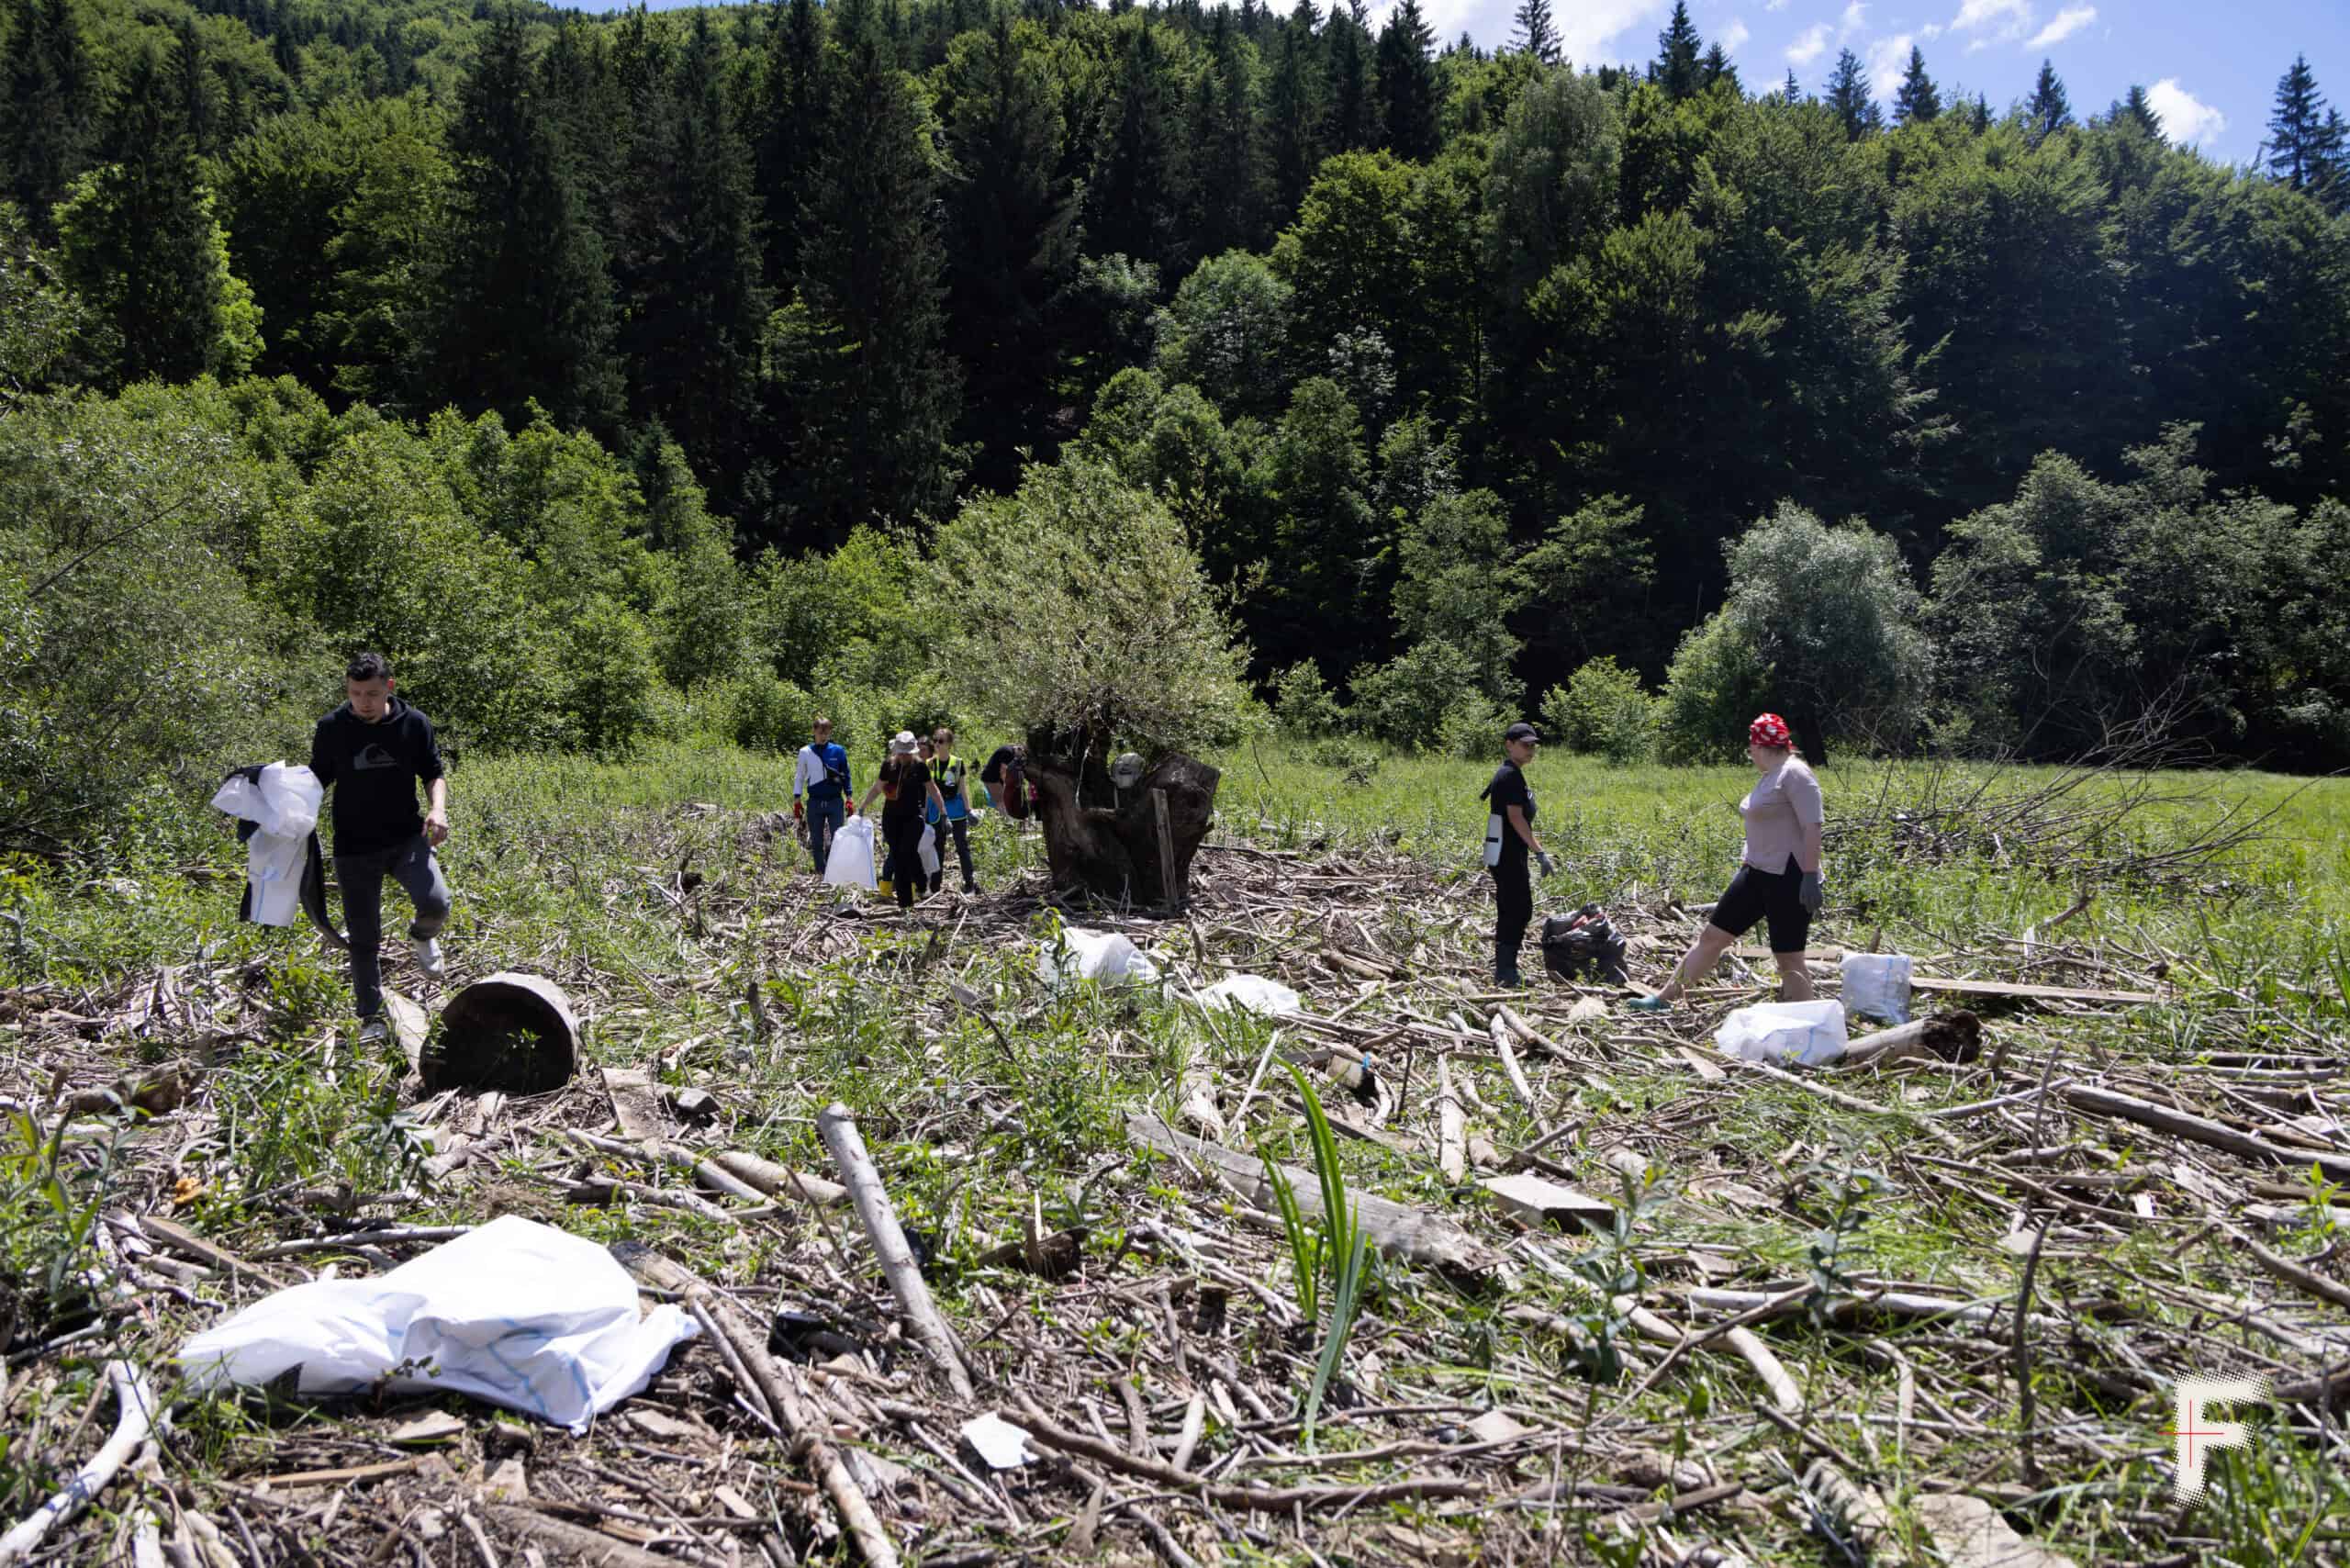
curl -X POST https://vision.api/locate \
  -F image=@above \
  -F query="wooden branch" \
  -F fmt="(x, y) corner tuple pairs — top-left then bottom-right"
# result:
(1910, 977), (2156, 1006)
(0, 1361), (160, 1565)
(818, 1102), (977, 1402)
(482, 1506), (702, 1568)
(2061, 1083), (2350, 1181)
(1010, 1405), (1483, 1511)
(2233, 1228), (2350, 1313)
(708, 1150), (849, 1207)
(1127, 1114), (1503, 1284)
(1435, 1059), (1466, 1183)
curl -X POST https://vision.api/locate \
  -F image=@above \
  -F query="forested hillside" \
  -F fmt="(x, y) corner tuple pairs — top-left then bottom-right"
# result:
(6, 0), (2350, 852)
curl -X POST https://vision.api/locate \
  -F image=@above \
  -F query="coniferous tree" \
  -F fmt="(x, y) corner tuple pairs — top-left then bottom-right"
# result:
(1510, 0), (1560, 66)
(2265, 55), (2329, 190)
(53, 50), (260, 385)
(1893, 46), (1939, 124)
(1373, 0), (1438, 161)
(1089, 19), (1185, 270)
(1327, 0), (1375, 155)
(2311, 108), (2350, 214)
(775, 28), (962, 535)
(1651, 1), (1702, 100)
(1823, 49), (1878, 140)
(615, 13), (769, 496)
(752, 0), (826, 286)
(1, 0), (97, 227)
(2113, 84), (2162, 138)
(171, 19), (218, 159)
(1267, 1), (1326, 216)
(1781, 67), (1801, 103)
(940, 8), (1075, 486)
(417, 15), (622, 434)
(1699, 43), (1738, 95)
(2025, 58), (2072, 143)
(1190, 12), (1270, 254)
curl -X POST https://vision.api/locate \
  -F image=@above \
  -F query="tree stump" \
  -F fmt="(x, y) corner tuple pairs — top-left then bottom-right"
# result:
(1026, 726), (1218, 912)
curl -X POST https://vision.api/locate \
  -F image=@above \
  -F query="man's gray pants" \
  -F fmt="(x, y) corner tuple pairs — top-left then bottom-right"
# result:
(335, 835), (451, 1020)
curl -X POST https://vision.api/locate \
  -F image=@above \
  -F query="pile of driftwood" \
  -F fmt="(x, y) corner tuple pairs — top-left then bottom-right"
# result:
(1, 815), (2345, 1568)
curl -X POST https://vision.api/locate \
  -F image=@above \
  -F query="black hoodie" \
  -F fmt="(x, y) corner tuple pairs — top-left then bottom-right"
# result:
(308, 697), (444, 856)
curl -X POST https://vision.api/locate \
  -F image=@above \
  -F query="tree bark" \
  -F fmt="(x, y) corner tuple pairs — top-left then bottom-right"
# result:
(1025, 725), (1218, 912)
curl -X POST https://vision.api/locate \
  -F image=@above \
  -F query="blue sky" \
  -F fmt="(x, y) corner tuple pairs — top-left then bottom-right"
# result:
(1404, 0), (2348, 163)
(558, 0), (2345, 167)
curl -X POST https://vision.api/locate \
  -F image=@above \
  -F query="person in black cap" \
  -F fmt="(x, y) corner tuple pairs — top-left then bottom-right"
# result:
(1480, 721), (1555, 988)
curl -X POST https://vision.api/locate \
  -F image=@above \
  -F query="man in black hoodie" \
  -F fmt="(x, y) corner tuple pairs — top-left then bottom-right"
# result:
(310, 652), (451, 1042)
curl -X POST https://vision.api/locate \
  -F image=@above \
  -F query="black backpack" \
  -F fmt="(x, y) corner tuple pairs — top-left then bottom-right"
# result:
(1541, 905), (1628, 985)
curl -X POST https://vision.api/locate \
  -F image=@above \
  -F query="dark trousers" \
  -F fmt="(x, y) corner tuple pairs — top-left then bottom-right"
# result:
(335, 835), (451, 1019)
(1491, 856), (1531, 981)
(882, 816), (925, 910)
(806, 795), (844, 874)
(926, 816), (974, 892)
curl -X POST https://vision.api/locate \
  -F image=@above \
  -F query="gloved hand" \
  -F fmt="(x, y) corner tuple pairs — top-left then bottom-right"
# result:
(845, 801), (858, 815)
(1536, 851), (1556, 878)
(792, 800), (805, 821)
(1798, 870), (1824, 913)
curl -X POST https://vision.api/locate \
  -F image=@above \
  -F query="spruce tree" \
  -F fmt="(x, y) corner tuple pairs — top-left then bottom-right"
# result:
(779, 28), (962, 533)
(1191, 12), (1270, 254)
(1782, 67), (1801, 103)
(171, 19), (217, 159)
(1651, 1), (1702, 100)
(1327, 5), (1374, 154)
(417, 14), (623, 434)
(1509, 0), (1560, 66)
(1699, 43), (1738, 95)
(1823, 49), (1877, 140)
(2265, 55), (2328, 189)
(1, 0), (97, 227)
(2025, 58), (2072, 143)
(1374, 0), (1438, 161)
(2312, 108), (2350, 215)
(1267, 2), (1326, 215)
(2116, 84), (2161, 139)
(753, 0), (826, 286)
(1089, 20), (1185, 269)
(1893, 46), (1939, 124)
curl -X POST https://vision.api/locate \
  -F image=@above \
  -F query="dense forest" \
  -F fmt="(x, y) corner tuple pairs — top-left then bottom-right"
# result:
(5, 0), (2350, 852)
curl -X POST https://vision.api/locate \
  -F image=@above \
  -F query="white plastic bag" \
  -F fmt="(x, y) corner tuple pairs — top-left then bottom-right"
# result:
(1715, 1000), (1848, 1066)
(178, 1215), (698, 1434)
(918, 823), (940, 878)
(822, 815), (878, 890)
(1036, 926), (1161, 989)
(210, 764), (326, 927)
(1196, 973), (1302, 1016)
(1841, 953), (1914, 1025)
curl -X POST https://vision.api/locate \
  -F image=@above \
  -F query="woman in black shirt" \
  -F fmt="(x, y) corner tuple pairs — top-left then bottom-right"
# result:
(1480, 722), (1555, 988)
(857, 731), (948, 911)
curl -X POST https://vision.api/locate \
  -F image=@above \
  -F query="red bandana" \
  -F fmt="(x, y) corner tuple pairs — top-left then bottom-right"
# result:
(1749, 712), (1793, 749)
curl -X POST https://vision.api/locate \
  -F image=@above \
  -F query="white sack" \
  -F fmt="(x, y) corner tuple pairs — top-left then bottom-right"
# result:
(1841, 952), (1914, 1025)
(1036, 926), (1160, 989)
(1196, 973), (1302, 1016)
(1715, 999), (1848, 1067)
(178, 1215), (698, 1434)
(210, 764), (326, 927)
(822, 814), (878, 890)
(918, 823), (940, 878)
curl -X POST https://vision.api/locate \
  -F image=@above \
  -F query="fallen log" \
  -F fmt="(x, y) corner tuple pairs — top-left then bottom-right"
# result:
(2061, 1084), (2350, 1181)
(0, 1361), (161, 1565)
(819, 1103), (978, 1403)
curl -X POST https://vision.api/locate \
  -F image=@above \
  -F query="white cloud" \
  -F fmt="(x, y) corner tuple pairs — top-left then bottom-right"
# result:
(2026, 5), (2095, 46)
(1786, 21), (1831, 62)
(1920, 21), (1943, 37)
(1841, 1), (1868, 37)
(1765, 0), (1788, 10)
(1720, 17), (1751, 52)
(2147, 78), (2227, 147)
(1947, 0), (2032, 51)
(1866, 33), (1914, 100)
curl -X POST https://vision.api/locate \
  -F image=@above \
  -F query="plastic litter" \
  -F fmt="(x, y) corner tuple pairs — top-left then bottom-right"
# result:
(961, 1412), (1037, 1470)
(1841, 952), (1914, 1025)
(177, 1215), (698, 1434)
(918, 823), (941, 879)
(1715, 999), (1848, 1066)
(1035, 926), (1161, 989)
(1196, 973), (1302, 1016)
(822, 815), (878, 890)
(209, 764), (325, 926)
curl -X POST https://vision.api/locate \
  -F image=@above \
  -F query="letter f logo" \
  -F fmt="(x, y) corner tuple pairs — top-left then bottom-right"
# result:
(2170, 1377), (2266, 1502)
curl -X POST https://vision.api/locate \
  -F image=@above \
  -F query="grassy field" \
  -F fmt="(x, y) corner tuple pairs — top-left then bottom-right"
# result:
(3, 737), (2347, 1565)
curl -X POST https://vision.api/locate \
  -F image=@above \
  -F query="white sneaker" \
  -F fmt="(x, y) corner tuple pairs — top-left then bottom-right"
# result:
(358, 1017), (389, 1046)
(412, 936), (445, 980)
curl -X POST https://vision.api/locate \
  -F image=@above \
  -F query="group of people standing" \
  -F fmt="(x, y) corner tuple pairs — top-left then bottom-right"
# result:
(791, 719), (1035, 912)
(1484, 711), (1826, 1006)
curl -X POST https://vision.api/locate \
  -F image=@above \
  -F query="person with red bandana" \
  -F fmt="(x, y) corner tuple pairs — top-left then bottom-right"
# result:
(1629, 713), (1823, 1011)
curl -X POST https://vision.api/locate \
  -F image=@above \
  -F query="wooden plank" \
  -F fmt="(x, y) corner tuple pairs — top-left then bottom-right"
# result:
(1912, 977), (2159, 1006)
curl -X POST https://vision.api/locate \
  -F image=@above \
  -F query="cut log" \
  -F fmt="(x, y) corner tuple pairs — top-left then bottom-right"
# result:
(1026, 727), (1219, 911)
(1840, 1012), (1984, 1069)
(1911, 977), (2157, 1006)
(1127, 1114), (1502, 1285)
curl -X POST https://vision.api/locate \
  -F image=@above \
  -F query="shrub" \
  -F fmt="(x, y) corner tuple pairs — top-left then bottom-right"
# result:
(1348, 639), (1481, 749)
(1659, 612), (1769, 762)
(1436, 690), (1505, 759)
(1545, 655), (1660, 762)
(1272, 662), (1345, 738)
(559, 595), (661, 756)
(703, 670), (814, 754)
(1149, 250), (1294, 417)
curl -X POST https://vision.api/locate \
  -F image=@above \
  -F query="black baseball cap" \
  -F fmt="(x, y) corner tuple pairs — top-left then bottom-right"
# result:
(1504, 722), (1541, 743)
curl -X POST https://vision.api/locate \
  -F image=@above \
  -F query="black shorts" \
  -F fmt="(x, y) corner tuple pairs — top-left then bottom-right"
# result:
(1708, 857), (1810, 956)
